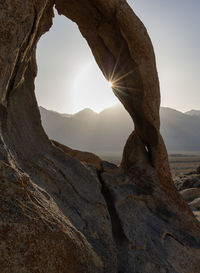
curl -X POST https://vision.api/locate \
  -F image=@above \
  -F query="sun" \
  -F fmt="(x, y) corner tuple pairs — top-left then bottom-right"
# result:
(71, 61), (118, 113)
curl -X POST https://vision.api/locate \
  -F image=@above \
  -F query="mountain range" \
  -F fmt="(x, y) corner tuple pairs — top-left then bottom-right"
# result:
(39, 105), (200, 156)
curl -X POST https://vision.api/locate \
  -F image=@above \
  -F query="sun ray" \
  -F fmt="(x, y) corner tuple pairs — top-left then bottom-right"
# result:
(112, 68), (136, 85)
(113, 85), (139, 91)
(109, 46), (124, 82)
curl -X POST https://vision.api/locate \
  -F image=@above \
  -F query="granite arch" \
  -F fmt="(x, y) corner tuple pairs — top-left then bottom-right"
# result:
(1, 1), (200, 272)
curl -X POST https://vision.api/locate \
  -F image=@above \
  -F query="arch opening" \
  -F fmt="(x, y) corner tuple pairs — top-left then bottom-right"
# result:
(35, 10), (119, 115)
(35, 10), (133, 163)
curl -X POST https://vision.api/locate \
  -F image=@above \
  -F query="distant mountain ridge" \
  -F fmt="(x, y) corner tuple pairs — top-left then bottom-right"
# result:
(185, 110), (200, 117)
(39, 105), (200, 155)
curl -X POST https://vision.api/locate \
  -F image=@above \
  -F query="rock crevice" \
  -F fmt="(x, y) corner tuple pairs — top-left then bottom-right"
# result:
(97, 166), (129, 272)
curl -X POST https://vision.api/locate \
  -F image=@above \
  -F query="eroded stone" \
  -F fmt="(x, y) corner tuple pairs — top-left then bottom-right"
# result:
(1, 1), (200, 272)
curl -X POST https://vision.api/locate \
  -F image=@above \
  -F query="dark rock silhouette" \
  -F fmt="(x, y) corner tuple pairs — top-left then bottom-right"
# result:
(1, 1), (200, 272)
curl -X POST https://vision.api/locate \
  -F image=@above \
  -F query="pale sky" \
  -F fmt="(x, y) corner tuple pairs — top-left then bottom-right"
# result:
(35, 0), (200, 114)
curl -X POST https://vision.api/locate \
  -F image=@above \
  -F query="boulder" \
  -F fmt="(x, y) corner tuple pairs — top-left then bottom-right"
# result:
(189, 197), (200, 211)
(174, 174), (200, 191)
(193, 211), (200, 222)
(180, 188), (200, 202)
(196, 166), (200, 174)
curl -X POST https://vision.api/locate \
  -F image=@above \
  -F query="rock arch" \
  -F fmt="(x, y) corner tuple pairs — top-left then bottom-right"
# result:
(2, 0), (171, 188)
(56, 0), (168, 183)
(1, 1), (200, 272)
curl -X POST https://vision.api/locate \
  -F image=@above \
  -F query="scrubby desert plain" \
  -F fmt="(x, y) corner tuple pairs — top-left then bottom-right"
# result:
(169, 154), (200, 177)
(100, 153), (200, 177)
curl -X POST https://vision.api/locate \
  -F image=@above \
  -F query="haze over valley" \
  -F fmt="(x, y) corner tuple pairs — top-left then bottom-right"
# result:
(40, 105), (200, 157)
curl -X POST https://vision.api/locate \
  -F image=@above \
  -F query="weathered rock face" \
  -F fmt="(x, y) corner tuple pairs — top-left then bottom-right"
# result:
(1, 1), (200, 272)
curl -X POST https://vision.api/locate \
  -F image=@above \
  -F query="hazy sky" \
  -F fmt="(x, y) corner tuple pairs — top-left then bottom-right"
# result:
(35, 0), (200, 114)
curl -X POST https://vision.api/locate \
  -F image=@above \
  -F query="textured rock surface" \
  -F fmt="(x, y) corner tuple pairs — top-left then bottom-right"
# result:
(1, 1), (200, 272)
(52, 140), (102, 170)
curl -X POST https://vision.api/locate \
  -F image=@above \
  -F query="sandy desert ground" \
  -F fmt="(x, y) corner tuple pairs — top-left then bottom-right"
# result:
(100, 153), (200, 177)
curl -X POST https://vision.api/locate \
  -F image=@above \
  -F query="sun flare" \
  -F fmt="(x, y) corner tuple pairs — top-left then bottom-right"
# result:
(71, 61), (118, 113)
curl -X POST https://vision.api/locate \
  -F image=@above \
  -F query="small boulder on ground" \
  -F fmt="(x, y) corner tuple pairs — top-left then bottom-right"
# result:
(189, 197), (200, 211)
(196, 166), (200, 174)
(174, 174), (200, 191)
(193, 211), (200, 222)
(180, 188), (200, 202)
